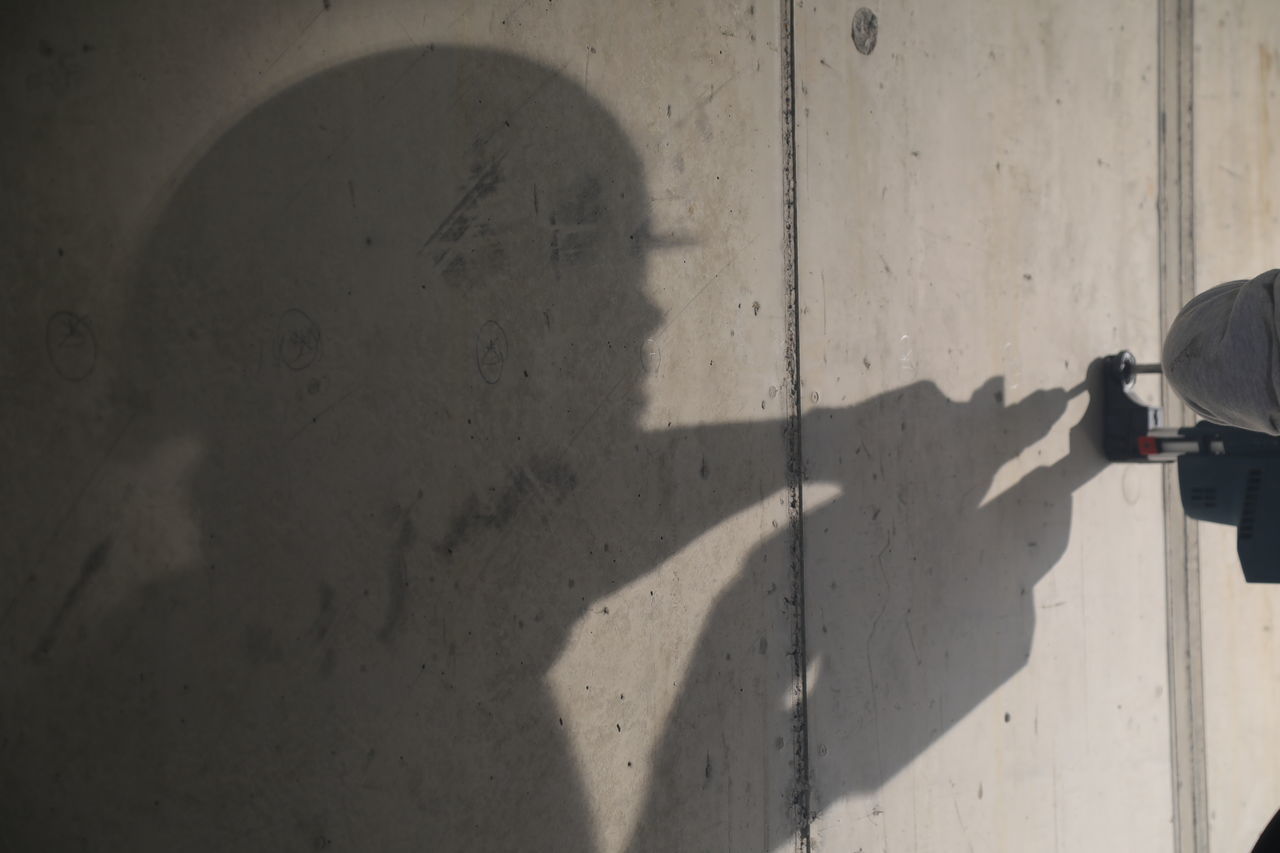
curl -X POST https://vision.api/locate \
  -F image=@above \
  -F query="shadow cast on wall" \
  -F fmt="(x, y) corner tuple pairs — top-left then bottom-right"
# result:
(1, 47), (1104, 852)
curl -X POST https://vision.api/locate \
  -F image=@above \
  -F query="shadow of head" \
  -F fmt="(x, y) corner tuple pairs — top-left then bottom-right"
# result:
(11, 47), (673, 853)
(105, 44), (673, 655)
(120, 46), (662, 449)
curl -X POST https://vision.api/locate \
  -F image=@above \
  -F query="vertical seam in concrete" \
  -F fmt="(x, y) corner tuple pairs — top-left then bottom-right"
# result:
(1158, 0), (1209, 850)
(779, 0), (811, 849)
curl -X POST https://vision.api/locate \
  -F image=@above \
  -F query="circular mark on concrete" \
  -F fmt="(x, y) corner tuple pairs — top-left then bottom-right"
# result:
(46, 311), (96, 381)
(476, 321), (508, 384)
(277, 309), (322, 370)
(852, 8), (878, 55)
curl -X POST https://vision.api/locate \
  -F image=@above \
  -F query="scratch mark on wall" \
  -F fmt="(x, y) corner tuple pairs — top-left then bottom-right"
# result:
(378, 508), (419, 643)
(31, 538), (112, 659)
(257, 9), (326, 83)
(418, 154), (507, 257)
(866, 531), (893, 782)
(948, 778), (975, 853)
(904, 608), (922, 665)
(1, 414), (134, 630)
(670, 71), (743, 129)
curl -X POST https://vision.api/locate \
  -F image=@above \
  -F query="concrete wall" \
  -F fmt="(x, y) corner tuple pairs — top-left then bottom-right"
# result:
(4, 1), (1263, 851)
(794, 1), (1172, 849)
(1193, 2), (1280, 849)
(1, 2), (800, 850)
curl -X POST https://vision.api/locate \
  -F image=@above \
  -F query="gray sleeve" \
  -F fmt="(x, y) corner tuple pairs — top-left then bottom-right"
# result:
(1161, 269), (1280, 435)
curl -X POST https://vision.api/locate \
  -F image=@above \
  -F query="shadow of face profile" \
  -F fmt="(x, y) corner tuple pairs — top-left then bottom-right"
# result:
(126, 46), (660, 445)
(8, 47), (671, 853)
(113, 44), (674, 662)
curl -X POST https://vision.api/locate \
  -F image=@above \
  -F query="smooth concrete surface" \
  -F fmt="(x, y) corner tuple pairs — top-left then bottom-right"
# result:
(1193, 2), (1280, 849)
(2, 2), (801, 851)
(1, 1), (1264, 852)
(794, 1), (1174, 850)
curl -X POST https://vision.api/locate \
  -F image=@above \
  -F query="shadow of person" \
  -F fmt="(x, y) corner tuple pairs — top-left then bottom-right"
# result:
(623, 369), (1108, 851)
(3, 45), (784, 853)
(0, 46), (1105, 853)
